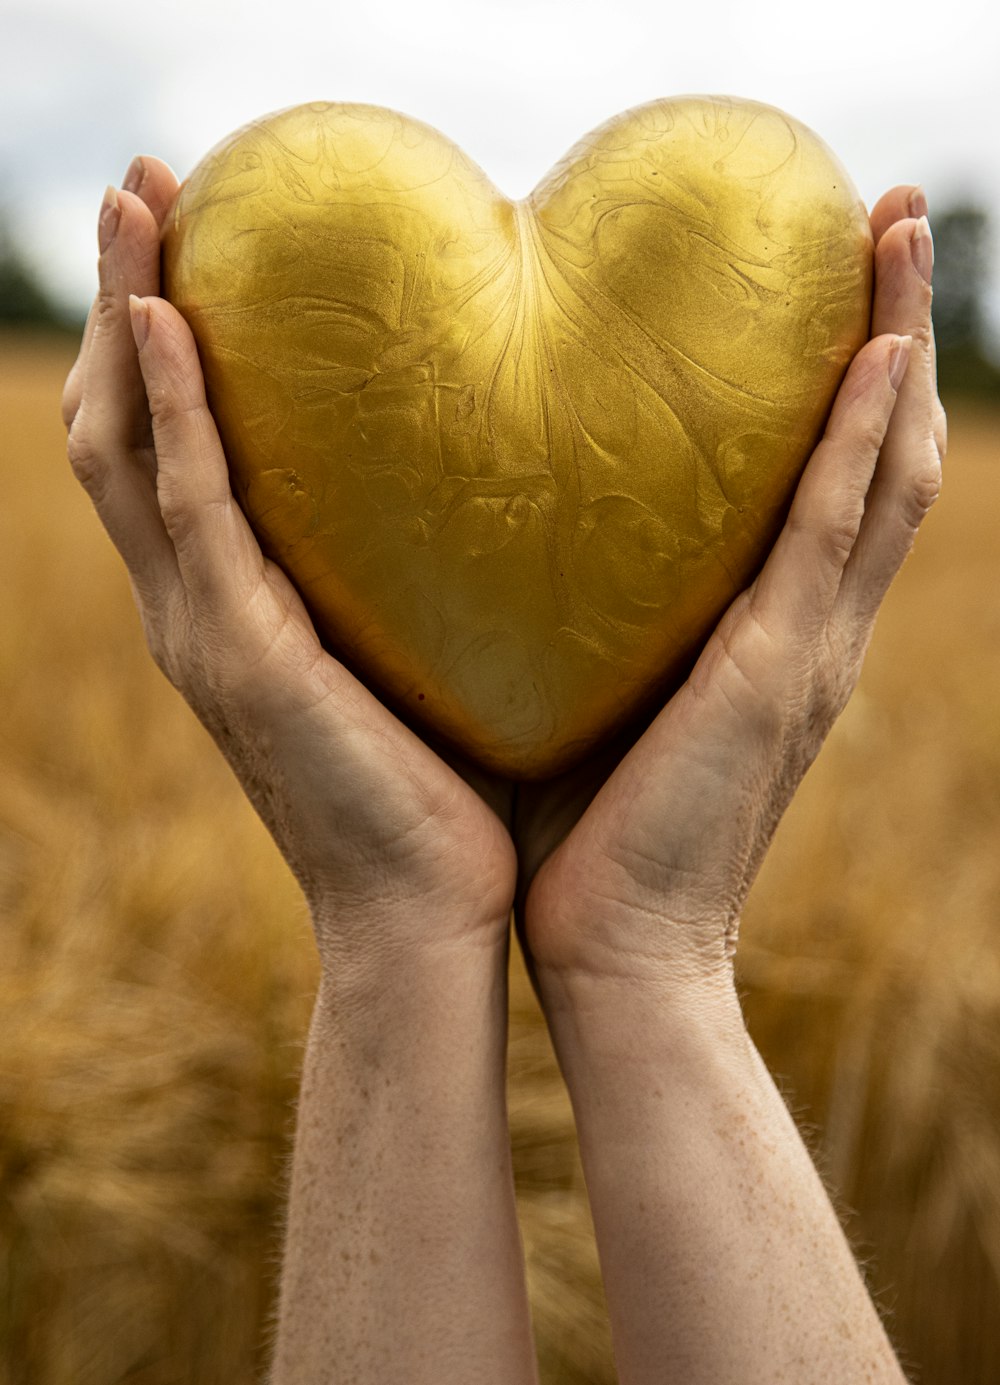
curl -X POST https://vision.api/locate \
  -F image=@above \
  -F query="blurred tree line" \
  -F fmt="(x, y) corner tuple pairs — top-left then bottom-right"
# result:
(1, 202), (998, 397)
(0, 214), (74, 332)
(930, 204), (1000, 399)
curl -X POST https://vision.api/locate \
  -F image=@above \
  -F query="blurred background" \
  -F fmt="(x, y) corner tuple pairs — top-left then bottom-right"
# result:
(2, 0), (999, 1380)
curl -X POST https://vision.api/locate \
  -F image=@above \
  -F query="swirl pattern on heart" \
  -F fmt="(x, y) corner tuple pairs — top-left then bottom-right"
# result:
(163, 96), (872, 777)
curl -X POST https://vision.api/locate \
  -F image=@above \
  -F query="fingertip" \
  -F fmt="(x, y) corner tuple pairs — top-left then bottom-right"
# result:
(874, 215), (935, 299)
(911, 216), (934, 285)
(888, 334), (913, 391)
(836, 334), (901, 411)
(122, 156), (146, 196)
(128, 294), (150, 352)
(127, 297), (212, 426)
(121, 154), (181, 229)
(129, 295), (186, 352)
(908, 186), (929, 220)
(97, 185), (121, 257)
(874, 215), (918, 265)
(869, 186), (921, 243)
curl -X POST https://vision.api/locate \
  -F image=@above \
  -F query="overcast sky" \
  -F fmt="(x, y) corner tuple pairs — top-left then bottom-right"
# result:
(3, 0), (998, 343)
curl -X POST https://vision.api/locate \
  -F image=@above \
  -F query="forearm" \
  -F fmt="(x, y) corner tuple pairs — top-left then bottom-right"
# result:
(268, 923), (537, 1385)
(534, 959), (907, 1385)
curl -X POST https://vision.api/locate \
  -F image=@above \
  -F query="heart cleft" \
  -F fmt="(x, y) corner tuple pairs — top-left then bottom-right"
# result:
(162, 95), (873, 779)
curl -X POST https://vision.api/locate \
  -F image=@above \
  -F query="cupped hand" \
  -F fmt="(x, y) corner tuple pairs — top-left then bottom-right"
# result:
(515, 186), (946, 985)
(62, 160), (518, 964)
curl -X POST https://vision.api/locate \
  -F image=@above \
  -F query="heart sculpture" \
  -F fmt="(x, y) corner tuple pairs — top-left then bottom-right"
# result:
(162, 96), (872, 778)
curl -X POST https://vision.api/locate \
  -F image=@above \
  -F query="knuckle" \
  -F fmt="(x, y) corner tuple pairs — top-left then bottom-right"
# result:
(146, 384), (202, 429)
(852, 414), (890, 459)
(788, 497), (861, 570)
(61, 367), (83, 430)
(903, 461), (942, 530)
(145, 381), (174, 421)
(95, 284), (118, 323)
(65, 423), (106, 497)
(933, 404), (948, 460)
(156, 476), (225, 550)
(156, 482), (192, 546)
(819, 518), (861, 567)
(61, 386), (81, 431)
(828, 411), (887, 469)
(909, 317), (934, 353)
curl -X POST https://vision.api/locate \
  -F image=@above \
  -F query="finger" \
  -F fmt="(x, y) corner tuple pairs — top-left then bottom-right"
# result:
(869, 184), (926, 245)
(62, 156), (180, 428)
(873, 209), (944, 435)
(868, 197), (943, 455)
(130, 295), (267, 614)
(120, 154), (180, 229)
(836, 217), (944, 620)
(750, 334), (910, 638)
(83, 187), (167, 452)
(65, 185), (181, 600)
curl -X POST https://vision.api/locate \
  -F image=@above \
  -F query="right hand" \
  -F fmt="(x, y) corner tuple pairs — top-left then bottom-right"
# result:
(61, 159), (519, 967)
(514, 188), (945, 992)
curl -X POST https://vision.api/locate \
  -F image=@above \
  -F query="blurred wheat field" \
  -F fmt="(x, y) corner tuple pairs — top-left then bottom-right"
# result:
(1, 329), (998, 1384)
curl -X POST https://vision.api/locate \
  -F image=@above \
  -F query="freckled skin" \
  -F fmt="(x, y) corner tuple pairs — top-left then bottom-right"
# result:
(162, 96), (872, 778)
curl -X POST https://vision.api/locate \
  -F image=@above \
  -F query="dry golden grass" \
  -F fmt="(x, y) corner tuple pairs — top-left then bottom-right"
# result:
(1, 329), (998, 1383)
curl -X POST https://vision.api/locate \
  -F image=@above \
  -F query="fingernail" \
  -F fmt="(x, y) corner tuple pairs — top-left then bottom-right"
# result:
(122, 156), (145, 195)
(889, 335), (913, 391)
(911, 216), (934, 284)
(129, 294), (150, 350)
(908, 185), (928, 220)
(98, 184), (120, 254)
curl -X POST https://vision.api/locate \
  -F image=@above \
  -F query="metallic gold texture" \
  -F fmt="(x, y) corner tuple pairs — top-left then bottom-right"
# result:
(162, 96), (873, 778)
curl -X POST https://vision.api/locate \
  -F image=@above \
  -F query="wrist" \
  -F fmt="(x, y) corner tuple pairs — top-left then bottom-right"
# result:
(307, 921), (513, 1120)
(531, 942), (746, 1051)
(523, 841), (748, 1069)
(521, 823), (740, 989)
(523, 877), (737, 1001)
(310, 893), (512, 988)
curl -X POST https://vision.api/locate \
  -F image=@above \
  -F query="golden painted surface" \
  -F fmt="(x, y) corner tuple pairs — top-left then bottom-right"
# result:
(162, 96), (873, 778)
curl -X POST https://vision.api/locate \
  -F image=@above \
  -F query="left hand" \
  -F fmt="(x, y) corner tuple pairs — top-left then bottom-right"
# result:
(62, 158), (518, 969)
(512, 185), (946, 986)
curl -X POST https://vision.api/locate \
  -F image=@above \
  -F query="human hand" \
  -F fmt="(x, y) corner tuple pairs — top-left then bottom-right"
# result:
(515, 185), (945, 989)
(61, 159), (518, 967)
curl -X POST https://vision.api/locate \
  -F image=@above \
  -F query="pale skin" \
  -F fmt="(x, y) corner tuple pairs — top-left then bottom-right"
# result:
(63, 154), (946, 1383)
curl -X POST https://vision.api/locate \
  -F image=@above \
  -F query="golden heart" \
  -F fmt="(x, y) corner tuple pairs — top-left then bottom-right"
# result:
(162, 96), (872, 779)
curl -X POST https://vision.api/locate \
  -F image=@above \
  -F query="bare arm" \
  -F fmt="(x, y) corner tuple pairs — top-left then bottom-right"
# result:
(534, 971), (906, 1384)
(517, 187), (944, 1383)
(270, 939), (532, 1384)
(63, 160), (537, 1385)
